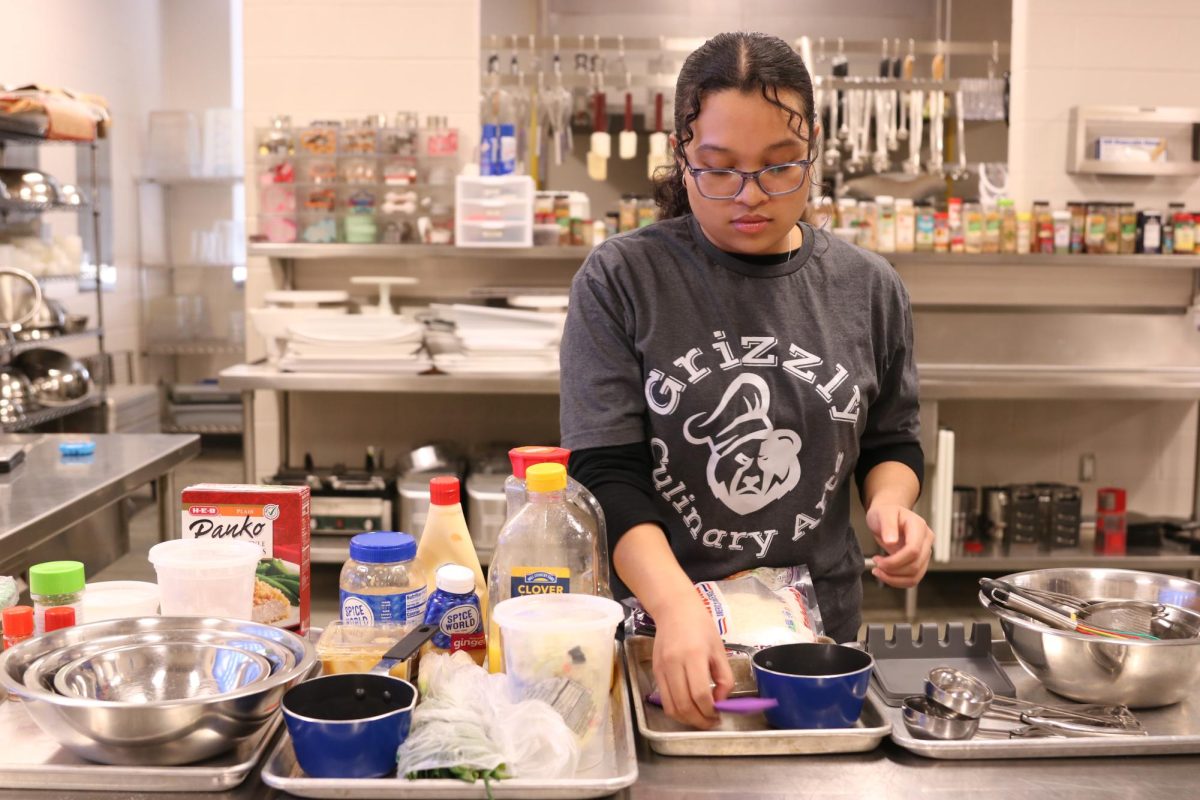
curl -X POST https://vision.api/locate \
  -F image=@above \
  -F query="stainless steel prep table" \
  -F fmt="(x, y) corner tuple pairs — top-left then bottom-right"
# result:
(0, 433), (200, 576)
(0, 739), (1197, 799)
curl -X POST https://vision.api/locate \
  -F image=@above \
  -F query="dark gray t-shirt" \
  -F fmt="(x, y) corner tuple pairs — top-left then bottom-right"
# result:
(559, 214), (921, 639)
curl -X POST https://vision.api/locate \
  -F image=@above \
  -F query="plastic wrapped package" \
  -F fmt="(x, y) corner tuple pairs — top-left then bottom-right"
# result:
(626, 565), (825, 649)
(397, 651), (579, 782)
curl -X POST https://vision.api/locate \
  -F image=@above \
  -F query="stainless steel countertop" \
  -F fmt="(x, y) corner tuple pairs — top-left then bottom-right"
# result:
(0, 433), (201, 560)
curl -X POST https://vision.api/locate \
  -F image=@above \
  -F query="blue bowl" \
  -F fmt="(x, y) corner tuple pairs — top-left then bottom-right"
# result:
(751, 643), (874, 729)
(282, 673), (417, 778)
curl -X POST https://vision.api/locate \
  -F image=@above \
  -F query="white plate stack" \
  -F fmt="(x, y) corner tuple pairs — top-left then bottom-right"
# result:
(429, 304), (563, 376)
(278, 316), (428, 373)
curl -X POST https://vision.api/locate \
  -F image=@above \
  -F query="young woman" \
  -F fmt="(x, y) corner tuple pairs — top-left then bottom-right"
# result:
(561, 32), (932, 730)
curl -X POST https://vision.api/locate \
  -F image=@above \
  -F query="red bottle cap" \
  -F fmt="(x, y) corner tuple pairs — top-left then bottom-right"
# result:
(429, 476), (460, 506)
(508, 446), (570, 480)
(44, 606), (76, 632)
(2, 605), (34, 638)
(1097, 488), (1127, 513)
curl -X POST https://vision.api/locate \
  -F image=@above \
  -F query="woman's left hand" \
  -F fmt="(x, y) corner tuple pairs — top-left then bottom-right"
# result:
(866, 503), (934, 588)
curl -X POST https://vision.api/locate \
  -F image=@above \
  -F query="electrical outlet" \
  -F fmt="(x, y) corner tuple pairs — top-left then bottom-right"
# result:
(1079, 452), (1096, 483)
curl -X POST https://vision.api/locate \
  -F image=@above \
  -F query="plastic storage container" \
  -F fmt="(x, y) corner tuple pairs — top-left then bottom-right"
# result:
(148, 539), (262, 620)
(340, 532), (426, 627)
(81, 581), (160, 623)
(315, 620), (413, 678)
(456, 176), (534, 248)
(486, 462), (611, 672)
(492, 593), (624, 768)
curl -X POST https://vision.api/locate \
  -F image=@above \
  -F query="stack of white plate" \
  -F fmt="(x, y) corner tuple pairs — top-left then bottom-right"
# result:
(278, 316), (428, 374)
(430, 304), (563, 376)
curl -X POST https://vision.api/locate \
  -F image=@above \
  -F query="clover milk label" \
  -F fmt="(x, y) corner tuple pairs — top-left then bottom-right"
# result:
(510, 566), (571, 596)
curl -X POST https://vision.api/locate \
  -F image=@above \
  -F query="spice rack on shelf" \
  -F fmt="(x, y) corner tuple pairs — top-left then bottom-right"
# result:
(1068, 106), (1200, 177)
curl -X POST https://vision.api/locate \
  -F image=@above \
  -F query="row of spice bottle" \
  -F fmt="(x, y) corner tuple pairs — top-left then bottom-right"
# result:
(533, 193), (659, 247)
(830, 197), (1199, 256)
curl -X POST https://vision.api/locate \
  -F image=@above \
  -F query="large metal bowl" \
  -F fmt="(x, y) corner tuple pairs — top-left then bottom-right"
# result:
(980, 567), (1200, 708)
(12, 348), (91, 406)
(0, 616), (316, 765)
(54, 642), (272, 703)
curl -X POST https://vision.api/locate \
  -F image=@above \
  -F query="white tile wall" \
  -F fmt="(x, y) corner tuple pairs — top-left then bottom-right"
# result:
(242, 0), (482, 476)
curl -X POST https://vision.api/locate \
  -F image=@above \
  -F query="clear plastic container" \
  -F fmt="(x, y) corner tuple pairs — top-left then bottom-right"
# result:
(81, 581), (160, 623)
(148, 539), (262, 620)
(316, 620), (413, 678)
(340, 157), (378, 185)
(297, 158), (338, 185)
(298, 121), (339, 156)
(343, 213), (378, 244)
(298, 213), (339, 244)
(339, 532), (427, 627)
(456, 220), (529, 247)
(875, 196), (896, 253)
(894, 198), (915, 253)
(487, 462), (611, 673)
(492, 593), (624, 769)
(298, 185), (337, 213)
(258, 213), (298, 243)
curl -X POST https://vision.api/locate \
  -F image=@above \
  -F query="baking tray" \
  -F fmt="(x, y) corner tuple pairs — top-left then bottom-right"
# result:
(624, 635), (890, 757)
(884, 638), (1200, 759)
(259, 655), (639, 799)
(0, 697), (282, 792)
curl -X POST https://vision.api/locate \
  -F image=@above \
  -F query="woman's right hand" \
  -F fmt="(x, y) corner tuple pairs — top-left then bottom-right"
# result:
(650, 591), (735, 730)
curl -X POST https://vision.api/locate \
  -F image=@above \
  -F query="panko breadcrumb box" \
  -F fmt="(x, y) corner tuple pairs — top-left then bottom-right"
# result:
(181, 484), (311, 634)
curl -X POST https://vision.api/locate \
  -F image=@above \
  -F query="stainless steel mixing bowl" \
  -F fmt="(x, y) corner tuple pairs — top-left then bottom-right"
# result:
(54, 642), (272, 703)
(980, 567), (1200, 708)
(0, 616), (315, 766)
(22, 628), (295, 695)
(12, 348), (91, 406)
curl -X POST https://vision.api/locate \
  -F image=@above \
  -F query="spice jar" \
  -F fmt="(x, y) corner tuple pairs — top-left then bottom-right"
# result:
(915, 205), (935, 252)
(998, 198), (1017, 254)
(1085, 203), (1107, 254)
(982, 203), (1001, 255)
(2, 605), (33, 650)
(339, 532), (427, 627)
(1104, 204), (1121, 254)
(933, 211), (950, 253)
(29, 561), (85, 635)
(1139, 210), (1163, 254)
(1016, 211), (1033, 255)
(1052, 210), (1072, 254)
(1119, 204), (1138, 254)
(1068, 202), (1086, 254)
(618, 195), (638, 233)
(1174, 208), (1195, 254)
(875, 196), (896, 253)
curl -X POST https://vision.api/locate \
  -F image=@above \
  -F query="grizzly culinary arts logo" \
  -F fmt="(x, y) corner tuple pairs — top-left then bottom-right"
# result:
(684, 374), (802, 514)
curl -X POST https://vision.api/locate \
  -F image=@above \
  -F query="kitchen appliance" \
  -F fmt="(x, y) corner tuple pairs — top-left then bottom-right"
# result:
(271, 451), (399, 537)
(980, 486), (1010, 541)
(951, 486), (977, 542)
(1005, 483), (1081, 549)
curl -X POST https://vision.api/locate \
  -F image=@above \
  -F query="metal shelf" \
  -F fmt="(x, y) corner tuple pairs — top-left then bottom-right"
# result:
(35, 273), (85, 284)
(141, 262), (245, 271)
(162, 422), (243, 435)
(146, 340), (244, 356)
(1073, 160), (1200, 178)
(219, 363), (559, 395)
(248, 242), (591, 261)
(1, 329), (103, 356)
(888, 252), (1200, 269)
(136, 175), (244, 186)
(219, 362), (1200, 401)
(0, 199), (88, 213)
(1, 395), (103, 433)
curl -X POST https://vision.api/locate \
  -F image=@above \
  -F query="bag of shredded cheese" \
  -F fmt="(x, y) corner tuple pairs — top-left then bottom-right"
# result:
(625, 565), (825, 648)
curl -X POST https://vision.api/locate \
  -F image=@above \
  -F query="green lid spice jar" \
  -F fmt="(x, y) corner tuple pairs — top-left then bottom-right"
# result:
(29, 560), (85, 635)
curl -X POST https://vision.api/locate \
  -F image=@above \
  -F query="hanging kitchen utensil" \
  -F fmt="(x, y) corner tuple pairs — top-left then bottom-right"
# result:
(570, 35), (591, 130)
(960, 40), (1008, 122)
(617, 37), (636, 161)
(878, 38), (891, 79)
(508, 36), (531, 176)
(833, 38), (850, 142)
(845, 88), (866, 174)
(588, 90), (609, 181)
(888, 39), (902, 151)
(647, 91), (670, 179)
(526, 35), (540, 181)
(897, 39), (915, 143)
(929, 41), (946, 177)
(951, 90), (970, 180)
(905, 88), (924, 175)
(872, 89), (891, 173)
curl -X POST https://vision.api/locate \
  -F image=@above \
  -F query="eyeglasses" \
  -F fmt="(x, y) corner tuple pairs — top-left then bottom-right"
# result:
(682, 154), (814, 200)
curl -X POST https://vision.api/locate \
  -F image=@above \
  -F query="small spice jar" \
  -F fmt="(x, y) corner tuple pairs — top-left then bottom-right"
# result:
(29, 560), (85, 635)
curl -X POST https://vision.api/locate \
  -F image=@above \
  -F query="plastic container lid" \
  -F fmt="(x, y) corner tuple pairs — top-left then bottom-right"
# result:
(429, 476), (460, 506)
(147, 539), (263, 574)
(44, 606), (76, 631)
(349, 532), (416, 564)
(2, 605), (33, 637)
(435, 564), (477, 595)
(59, 440), (96, 457)
(509, 446), (570, 479)
(82, 581), (160, 622)
(526, 463), (567, 493)
(29, 561), (85, 596)
(492, 593), (624, 634)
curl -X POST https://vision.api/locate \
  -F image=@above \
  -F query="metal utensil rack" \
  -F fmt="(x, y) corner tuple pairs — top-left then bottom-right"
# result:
(0, 122), (109, 433)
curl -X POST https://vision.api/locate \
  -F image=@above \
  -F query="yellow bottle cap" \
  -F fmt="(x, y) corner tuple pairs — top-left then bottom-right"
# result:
(526, 462), (567, 493)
